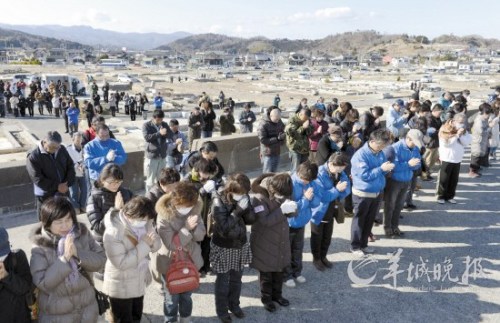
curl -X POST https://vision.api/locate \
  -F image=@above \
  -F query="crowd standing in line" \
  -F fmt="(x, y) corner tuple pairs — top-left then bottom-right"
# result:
(2, 85), (500, 322)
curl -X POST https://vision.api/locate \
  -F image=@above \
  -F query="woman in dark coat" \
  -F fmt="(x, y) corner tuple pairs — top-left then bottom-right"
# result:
(210, 173), (255, 322)
(250, 173), (296, 312)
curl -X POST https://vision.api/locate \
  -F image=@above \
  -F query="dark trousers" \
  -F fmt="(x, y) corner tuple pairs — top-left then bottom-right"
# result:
(62, 109), (69, 131)
(284, 227), (304, 280)
(384, 179), (410, 230)
(215, 270), (243, 318)
(437, 161), (461, 200)
(405, 171), (418, 205)
(37, 101), (44, 114)
(109, 296), (144, 323)
(200, 235), (211, 272)
(35, 196), (48, 220)
(130, 111), (136, 121)
(27, 105), (34, 117)
(470, 154), (488, 172)
(259, 271), (284, 304)
(86, 115), (93, 128)
(290, 151), (309, 174)
(351, 194), (380, 250)
(310, 208), (335, 260)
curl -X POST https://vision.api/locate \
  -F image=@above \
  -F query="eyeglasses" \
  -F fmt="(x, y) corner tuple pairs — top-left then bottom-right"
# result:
(104, 180), (123, 185)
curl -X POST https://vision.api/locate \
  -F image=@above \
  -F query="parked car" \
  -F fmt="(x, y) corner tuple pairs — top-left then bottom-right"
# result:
(420, 74), (433, 83)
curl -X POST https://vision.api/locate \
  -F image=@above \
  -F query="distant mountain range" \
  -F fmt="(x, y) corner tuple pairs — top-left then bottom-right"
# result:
(0, 27), (92, 50)
(0, 24), (191, 50)
(158, 31), (500, 56)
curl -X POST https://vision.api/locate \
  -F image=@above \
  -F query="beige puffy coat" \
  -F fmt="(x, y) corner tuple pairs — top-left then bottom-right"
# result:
(102, 208), (161, 299)
(154, 195), (206, 277)
(30, 223), (106, 323)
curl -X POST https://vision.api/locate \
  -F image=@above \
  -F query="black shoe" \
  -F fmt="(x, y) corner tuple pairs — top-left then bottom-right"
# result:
(393, 228), (405, 236)
(263, 302), (277, 312)
(65, 130), (69, 133)
(199, 270), (207, 278)
(273, 297), (290, 307)
(219, 315), (232, 323)
(313, 259), (326, 271)
(384, 229), (394, 237)
(321, 257), (333, 269)
(403, 204), (417, 210)
(230, 307), (245, 318)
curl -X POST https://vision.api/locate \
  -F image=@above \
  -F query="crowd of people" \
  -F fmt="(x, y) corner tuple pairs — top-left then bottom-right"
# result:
(1, 84), (500, 322)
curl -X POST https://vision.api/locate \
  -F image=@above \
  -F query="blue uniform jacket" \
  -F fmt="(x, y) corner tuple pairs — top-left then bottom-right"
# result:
(311, 164), (351, 225)
(384, 140), (421, 182)
(84, 138), (127, 180)
(351, 142), (388, 194)
(288, 173), (321, 228)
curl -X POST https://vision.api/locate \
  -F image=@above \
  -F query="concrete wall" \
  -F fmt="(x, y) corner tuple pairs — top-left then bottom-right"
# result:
(0, 133), (290, 215)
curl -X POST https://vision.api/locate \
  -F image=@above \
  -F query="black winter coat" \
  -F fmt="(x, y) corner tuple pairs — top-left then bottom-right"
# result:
(143, 120), (173, 159)
(211, 191), (255, 249)
(86, 183), (133, 239)
(26, 143), (76, 199)
(316, 135), (340, 165)
(0, 250), (33, 323)
(201, 109), (216, 132)
(257, 114), (286, 157)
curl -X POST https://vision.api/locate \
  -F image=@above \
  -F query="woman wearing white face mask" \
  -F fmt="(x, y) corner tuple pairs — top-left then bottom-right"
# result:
(155, 182), (205, 323)
(210, 173), (256, 322)
(103, 196), (161, 323)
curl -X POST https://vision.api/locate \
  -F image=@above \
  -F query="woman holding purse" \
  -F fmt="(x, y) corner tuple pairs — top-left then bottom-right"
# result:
(155, 181), (206, 323)
(30, 197), (106, 323)
(102, 196), (161, 322)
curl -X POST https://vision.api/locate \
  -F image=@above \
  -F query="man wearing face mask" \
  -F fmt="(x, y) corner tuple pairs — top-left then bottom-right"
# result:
(311, 153), (350, 271)
(258, 106), (286, 173)
(26, 131), (76, 220)
(469, 103), (492, 178)
(382, 129), (423, 238)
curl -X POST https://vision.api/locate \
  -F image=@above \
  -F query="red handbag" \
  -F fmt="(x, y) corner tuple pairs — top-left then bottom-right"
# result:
(164, 234), (200, 294)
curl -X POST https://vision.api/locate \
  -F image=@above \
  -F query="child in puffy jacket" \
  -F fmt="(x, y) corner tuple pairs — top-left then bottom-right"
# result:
(284, 161), (321, 288)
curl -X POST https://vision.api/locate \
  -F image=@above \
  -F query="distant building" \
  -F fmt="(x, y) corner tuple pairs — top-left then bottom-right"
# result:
(391, 57), (410, 68)
(288, 52), (306, 66)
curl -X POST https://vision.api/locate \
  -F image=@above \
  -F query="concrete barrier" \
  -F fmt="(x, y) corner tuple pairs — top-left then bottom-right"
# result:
(0, 134), (290, 215)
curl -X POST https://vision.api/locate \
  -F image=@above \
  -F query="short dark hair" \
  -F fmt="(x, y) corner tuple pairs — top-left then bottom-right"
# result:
(370, 129), (391, 144)
(169, 119), (179, 126)
(268, 173), (293, 197)
(225, 172), (251, 195)
(95, 123), (110, 133)
(193, 158), (218, 174)
(91, 116), (106, 125)
(40, 196), (77, 231)
(371, 106), (384, 116)
(122, 196), (155, 220)
(44, 131), (62, 144)
(153, 110), (165, 119)
(328, 152), (350, 166)
(479, 103), (492, 115)
(200, 141), (218, 153)
(159, 167), (180, 186)
(296, 161), (319, 182)
(266, 105), (279, 117)
(98, 163), (124, 185)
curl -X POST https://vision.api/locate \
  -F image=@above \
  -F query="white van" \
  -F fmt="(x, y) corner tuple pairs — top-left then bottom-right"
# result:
(40, 74), (86, 95)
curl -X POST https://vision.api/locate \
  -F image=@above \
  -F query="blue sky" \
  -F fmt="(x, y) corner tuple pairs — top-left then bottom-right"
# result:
(3, 0), (499, 39)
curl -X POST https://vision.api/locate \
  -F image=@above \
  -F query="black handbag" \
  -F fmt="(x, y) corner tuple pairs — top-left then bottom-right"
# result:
(80, 268), (110, 315)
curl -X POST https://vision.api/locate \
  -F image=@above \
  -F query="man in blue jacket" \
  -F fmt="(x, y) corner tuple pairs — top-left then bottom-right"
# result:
(383, 129), (423, 238)
(285, 161), (321, 288)
(350, 129), (394, 255)
(83, 123), (127, 183)
(386, 99), (409, 140)
(311, 152), (351, 271)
